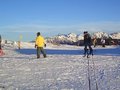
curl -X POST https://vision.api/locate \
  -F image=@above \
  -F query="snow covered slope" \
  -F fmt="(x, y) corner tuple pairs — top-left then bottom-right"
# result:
(0, 43), (120, 90)
(92, 32), (109, 38)
(110, 32), (120, 39)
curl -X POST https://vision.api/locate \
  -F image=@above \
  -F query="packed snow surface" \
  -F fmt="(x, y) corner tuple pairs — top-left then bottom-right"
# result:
(0, 43), (120, 90)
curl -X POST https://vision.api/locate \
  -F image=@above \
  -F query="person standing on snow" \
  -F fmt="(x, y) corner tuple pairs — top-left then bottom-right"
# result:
(35, 32), (46, 58)
(18, 41), (21, 49)
(0, 35), (1, 49)
(0, 35), (4, 56)
(101, 38), (105, 47)
(93, 37), (97, 47)
(83, 31), (93, 58)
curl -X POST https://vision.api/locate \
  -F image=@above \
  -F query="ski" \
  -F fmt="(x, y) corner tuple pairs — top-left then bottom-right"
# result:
(83, 50), (93, 58)
(83, 54), (93, 58)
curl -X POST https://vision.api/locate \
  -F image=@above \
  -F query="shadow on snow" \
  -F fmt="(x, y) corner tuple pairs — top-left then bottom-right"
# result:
(16, 49), (83, 55)
(15, 47), (120, 56)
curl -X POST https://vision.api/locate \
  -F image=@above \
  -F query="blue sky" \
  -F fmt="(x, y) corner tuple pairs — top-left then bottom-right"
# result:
(0, 0), (120, 41)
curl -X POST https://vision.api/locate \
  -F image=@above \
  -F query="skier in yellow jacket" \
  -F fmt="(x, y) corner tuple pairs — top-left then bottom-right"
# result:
(35, 32), (46, 58)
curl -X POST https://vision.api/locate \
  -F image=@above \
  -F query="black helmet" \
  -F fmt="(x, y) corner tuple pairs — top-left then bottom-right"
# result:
(37, 32), (40, 36)
(84, 31), (88, 34)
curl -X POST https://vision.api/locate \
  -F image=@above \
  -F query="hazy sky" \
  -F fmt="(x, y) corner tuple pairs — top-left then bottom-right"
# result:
(0, 0), (120, 41)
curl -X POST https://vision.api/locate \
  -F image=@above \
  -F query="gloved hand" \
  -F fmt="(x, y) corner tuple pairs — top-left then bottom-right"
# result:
(35, 45), (37, 48)
(44, 44), (46, 47)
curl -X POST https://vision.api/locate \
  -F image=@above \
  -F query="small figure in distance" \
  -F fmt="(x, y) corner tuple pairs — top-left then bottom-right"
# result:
(0, 35), (5, 56)
(18, 41), (21, 49)
(93, 37), (97, 47)
(101, 38), (106, 47)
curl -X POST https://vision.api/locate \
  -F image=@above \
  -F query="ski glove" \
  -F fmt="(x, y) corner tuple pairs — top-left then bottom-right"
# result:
(44, 44), (46, 47)
(35, 44), (37, 48)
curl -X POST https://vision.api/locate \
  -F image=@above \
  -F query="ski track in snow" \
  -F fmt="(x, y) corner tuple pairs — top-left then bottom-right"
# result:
(0, 45), (120, 90)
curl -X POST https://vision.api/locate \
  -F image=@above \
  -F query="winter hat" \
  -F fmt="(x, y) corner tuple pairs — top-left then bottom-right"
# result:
(37, 32), (40, 36)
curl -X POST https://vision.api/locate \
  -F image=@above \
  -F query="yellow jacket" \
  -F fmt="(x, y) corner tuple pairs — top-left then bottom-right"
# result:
(35, 35), (45, 47)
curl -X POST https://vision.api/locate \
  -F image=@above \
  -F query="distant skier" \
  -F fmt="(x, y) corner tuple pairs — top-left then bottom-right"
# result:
(83, 31), (93, 58)
(35, 32), (46, 58)
(93, 37), (97, 47)
(0, 35), (1, 50)
(18, 41), (21, 49)
(0, 35), (4, 56)
(101, 38), (105, 47)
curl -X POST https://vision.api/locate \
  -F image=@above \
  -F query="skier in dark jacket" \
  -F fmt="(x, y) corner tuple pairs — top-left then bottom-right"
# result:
(83, 31), (93, 58)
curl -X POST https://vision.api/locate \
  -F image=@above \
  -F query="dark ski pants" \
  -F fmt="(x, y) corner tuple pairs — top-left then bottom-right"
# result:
(0, 44), (1, 49)
(37, 47), (46, 58)
(84, 44), (93, 56)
